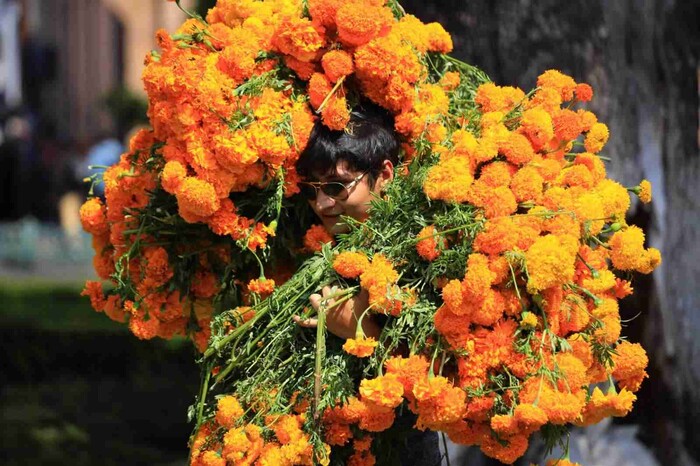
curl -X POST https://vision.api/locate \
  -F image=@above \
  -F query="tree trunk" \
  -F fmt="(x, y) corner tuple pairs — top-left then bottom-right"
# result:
(401, 0), (700, 464)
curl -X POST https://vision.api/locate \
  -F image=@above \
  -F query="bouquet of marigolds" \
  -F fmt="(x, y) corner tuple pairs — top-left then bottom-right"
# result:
(79, 0), (661, 464)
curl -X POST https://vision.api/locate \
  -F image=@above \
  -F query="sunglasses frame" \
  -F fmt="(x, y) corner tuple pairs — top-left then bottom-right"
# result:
(300, 172), (368, 201)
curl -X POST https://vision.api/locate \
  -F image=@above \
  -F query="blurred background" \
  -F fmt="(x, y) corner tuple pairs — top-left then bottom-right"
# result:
(0, 0), (698, 465)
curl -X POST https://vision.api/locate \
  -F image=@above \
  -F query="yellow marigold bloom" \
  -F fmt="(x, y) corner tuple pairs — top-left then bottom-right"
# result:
(425, 22), (453, 53)
(536, 69), (577, 101)
(576, 386), (637, 426)
(637, 247), (661, 274)
(80, 198), (109, 236)
(518, 107), (554, 151)
(490, 414), (518, 436)
(161, 160), (187, 194)
(423, 157), (474, 203)
(582, 269), (617, 294)
(577, 109), (598, 131)
(359, 374), (404, 408)
(342, 336), (378, 358)
(527, 87), (562, 113)
(525, 234), (578, 293)
(215, 395), (244, 429)
(584, 122), (610, 153)
(609, 225), (647, 271)
(333, 251), (370, 279)
(546, 459), (582, 466)
(637, 179), (653, 203)
(595, 179), (631, 217)
(520, 311), (538, 330)
(416, 225), (444, 261)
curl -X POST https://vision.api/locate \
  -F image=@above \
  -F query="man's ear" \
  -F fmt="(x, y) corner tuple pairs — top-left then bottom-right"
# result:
(377, 160), (394, 191)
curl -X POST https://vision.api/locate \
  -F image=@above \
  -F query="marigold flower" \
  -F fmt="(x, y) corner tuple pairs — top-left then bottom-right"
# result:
(552, 109), (583, 141)
(248, 277), (276, 297)
(304, 224), (334, 252)
(81, 281), (106, 312)
(480, 433), (529, 464)
(584, 122), (610, 153)
(343, 336), (379, 358)
(636, 179), (653, 203)
(308, 72), (333, 109)
(336, 3), (393, 47)
(177, 177), (220, 219)
(525, 234), (578, 293)
(574, 83), (594, 102)
(439, 71), (461, 91)
(359, 374), (404, 408)
(537, 69), (577, 101)
(612, 341), (649, 392)
(321, 50), (354, 82)
(513, 403), (548, 433)
(80, 198), (109, 236)
(609, 225), (648, 271)
(333, 251), (370, 278)
(546, 459), (582, 466)
(415, 225), (444, 261)
(475, 82), (526, 113)
(384, 355), (430, 394)
(423, 157), (474, 203)
(273, 16), (325, 63)
(518, 107), (554, 151)
(215, 395), (244, 429)
(321, 94), (351, 131)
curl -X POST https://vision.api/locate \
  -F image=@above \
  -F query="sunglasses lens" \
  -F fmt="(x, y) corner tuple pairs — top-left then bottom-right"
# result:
(299, 184), (317, 200)
(320, 183), (347, 199)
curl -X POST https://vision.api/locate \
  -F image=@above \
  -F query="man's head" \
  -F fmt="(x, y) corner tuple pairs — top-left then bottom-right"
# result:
(296, 104), (400, 235)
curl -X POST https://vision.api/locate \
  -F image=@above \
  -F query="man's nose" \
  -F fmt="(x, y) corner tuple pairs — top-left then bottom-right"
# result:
(315, 189), (336, 210)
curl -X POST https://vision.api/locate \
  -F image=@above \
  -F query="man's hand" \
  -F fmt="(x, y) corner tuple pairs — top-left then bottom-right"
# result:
(293, 286), (380, 340)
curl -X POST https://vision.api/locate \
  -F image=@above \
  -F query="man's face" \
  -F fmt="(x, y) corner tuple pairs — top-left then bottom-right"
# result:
(306, 161), (384, 235)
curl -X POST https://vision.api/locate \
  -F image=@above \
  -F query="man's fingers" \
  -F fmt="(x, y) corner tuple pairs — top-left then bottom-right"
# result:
(293, 315), (318, 328)
(309, 293), (322, 310)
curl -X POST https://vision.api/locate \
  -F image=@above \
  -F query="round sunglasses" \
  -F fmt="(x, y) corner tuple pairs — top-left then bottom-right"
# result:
(299, 172), (367, 201)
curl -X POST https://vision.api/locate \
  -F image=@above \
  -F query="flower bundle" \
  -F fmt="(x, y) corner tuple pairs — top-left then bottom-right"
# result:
(79, 0), (661, 464)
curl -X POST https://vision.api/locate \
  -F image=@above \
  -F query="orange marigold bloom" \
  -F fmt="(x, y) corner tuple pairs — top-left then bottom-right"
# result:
(304, 224), (334, 252)
(480, 433), (529, 464)
(360, 374), (404, 408)
(285, 55), (318, 80)
(576, 386), (637, 426)
(127, 305), (161, 340)
(413, 376), (466, 430)
(439, 71), (461, 91)
(81, 281), (106, 312)
(321, 50), (354, 83)
(248, 277), (276, 297)
(308, 0), (343, 27)
(336, 3), (393, 47)
(425, 22), (453, 53)
(552, 109), (583, 141)
(584, 122), (609, 153)
(321, 94), (351, 131)
(475, 82), (526, 113)
(498, 131), (536, 166)
(384, 355), (430, 394)
(415, 225), (444, 261)
(308, 72), (333, 110)
(490, 414), (518, 436)
(273, 16), (325, 63)
(513, 403), (548, 433)
(215, 395), (244, 429)
(177, 177), (220, 219)
(510, 166), (544, 202)
(343, 336), (379, 358)
(536, 69), (577, 101)
(80, 198), (109, 236)
(575, 83), (594, 102)
(546, 459), (582, 466)
(612, 341), (649, 392)
(334, 251), (370, 278)
(478, 161), (514, 187)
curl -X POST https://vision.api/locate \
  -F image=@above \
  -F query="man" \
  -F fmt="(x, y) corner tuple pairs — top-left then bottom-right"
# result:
(293, 103), (443, 466)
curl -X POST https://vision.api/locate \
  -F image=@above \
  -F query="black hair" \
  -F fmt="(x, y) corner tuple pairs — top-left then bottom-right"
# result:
(296, 102), (400, 187)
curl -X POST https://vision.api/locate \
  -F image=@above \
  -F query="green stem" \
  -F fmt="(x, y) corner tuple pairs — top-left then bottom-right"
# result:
(313, 301), (327, 422)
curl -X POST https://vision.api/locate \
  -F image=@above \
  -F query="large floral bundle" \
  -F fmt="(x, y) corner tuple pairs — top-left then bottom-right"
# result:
(79, 0), (660, 464)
